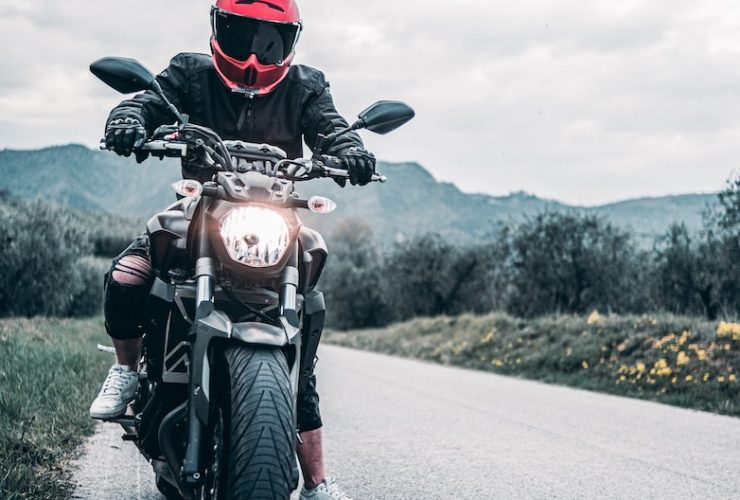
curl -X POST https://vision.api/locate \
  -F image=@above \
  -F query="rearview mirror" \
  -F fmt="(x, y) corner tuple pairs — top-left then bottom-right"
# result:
(90, 56), (188, 124)
(357, 101), (415, 135)
(90, 57), (156, 94)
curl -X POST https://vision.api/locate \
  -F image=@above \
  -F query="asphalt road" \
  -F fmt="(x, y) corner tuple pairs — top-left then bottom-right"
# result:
(72, 345), (740, 499)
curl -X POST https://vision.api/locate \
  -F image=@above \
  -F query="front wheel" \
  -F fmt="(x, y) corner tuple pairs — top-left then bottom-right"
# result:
(220, 344), (296, 500)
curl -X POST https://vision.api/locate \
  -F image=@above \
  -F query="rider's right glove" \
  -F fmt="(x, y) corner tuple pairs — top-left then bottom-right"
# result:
(105, 117), (148, 162)
(341, 147), (376, 186)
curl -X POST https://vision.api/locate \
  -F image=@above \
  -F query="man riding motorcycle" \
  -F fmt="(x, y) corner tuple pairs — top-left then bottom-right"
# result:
(89, 2), (374, 498)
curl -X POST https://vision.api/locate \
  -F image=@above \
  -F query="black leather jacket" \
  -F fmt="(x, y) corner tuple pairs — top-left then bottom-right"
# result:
(108, 52), (363, 179)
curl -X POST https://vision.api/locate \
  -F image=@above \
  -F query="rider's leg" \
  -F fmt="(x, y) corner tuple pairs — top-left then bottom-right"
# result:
(296, 371), (353, 499)
(297, 427), (325, 490)
(105, 249), (152, 365)
(113, 338), (143, 370)
(90, 236), (152, 419)
(296, 373), (329, 489)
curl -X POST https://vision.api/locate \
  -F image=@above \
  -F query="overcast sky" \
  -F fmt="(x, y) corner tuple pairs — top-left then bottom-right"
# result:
(2, 0), (740, 205)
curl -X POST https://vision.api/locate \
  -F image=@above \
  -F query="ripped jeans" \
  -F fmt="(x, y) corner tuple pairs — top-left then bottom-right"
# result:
(104, 234), (323, 432)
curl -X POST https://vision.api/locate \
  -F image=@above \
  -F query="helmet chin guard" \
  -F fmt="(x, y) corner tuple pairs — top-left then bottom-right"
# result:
(210, 0), (302, 95)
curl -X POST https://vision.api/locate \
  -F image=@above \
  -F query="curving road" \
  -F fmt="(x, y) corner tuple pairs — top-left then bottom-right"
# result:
(72, 345), (740, 499)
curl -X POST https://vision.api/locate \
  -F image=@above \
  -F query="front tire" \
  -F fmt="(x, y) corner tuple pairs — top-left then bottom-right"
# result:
(222, 345), (296, 500)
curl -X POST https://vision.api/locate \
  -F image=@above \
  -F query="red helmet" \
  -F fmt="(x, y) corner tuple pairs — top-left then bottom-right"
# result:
(210, 0), (302, 95)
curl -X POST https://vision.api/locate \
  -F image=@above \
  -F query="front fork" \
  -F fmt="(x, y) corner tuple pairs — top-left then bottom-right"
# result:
(181, 197), (301, 486)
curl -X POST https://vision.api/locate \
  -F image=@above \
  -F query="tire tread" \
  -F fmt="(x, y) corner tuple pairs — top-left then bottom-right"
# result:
(224, 346), (295, 500)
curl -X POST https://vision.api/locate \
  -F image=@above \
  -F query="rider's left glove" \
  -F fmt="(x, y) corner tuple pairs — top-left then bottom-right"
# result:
(105, 117), (148, 162)
(341, 147), (376, 186)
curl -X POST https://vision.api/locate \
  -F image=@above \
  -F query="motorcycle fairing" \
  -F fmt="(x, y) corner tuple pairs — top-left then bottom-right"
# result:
(298, 226), (327, 293)
(147, 198), (196, 275)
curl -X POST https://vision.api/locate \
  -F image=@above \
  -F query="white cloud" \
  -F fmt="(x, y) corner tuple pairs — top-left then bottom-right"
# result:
(1, 0), (740, 204)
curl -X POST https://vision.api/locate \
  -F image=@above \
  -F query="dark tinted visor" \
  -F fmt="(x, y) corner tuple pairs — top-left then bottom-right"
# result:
(214, 11), (299, 65)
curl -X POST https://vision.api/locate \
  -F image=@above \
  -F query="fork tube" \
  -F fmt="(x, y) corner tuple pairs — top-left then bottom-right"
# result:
(280, 248), (300, 328)
(183, 196), (215, 486)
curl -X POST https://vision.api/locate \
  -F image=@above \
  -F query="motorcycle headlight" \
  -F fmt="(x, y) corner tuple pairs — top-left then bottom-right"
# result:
(220, 206), (291, 268)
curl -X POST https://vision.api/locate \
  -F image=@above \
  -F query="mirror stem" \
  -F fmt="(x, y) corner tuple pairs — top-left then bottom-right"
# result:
(319, 120), (365, 152)
(151, 80), (189, 125)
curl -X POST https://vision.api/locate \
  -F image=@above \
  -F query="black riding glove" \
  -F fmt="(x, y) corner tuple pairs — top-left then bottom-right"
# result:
(105, 117), (147, 161)
(340, 147), (376, 186)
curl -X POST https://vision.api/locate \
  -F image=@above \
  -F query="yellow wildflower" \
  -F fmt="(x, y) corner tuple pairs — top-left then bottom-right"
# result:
(680, 330), (690, 345)
(718, 376), (726, 383)
(619, 375), (626, 382)
(729, 374), (737, 382)
(703, 373), (711, 382)
(724, 343), (732, 351)
(636, 362), (647, 373)
(685, 375), (694, 382)
(581, 360), (589, 369)
(481, 331), (495, 344)
(653, 333), (675, 349)
(653, 359), (672, 377)
(697, 349), (707, 361)
(676, 351), (690, 366)
(587, 310), (601, 325)
(717, 322), (740, 341)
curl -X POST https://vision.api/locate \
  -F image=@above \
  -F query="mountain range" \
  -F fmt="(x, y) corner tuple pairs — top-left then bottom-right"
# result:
(0, 144), (716, 246)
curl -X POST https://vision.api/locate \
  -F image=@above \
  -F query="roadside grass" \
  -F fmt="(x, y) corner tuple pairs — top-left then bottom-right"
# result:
(0, 317), (110, 500)
(326, 312), (740, 417)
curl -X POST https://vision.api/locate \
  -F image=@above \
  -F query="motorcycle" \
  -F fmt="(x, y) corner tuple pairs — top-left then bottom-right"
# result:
(89, 56), (414, 500)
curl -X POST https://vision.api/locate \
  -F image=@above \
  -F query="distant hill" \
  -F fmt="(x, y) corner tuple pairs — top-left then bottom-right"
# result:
(0, 145), (716, 246)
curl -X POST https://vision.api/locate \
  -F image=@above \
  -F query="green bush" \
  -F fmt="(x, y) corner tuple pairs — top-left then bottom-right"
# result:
(0, 194), (121, 318)
(0, 197), (92, 317)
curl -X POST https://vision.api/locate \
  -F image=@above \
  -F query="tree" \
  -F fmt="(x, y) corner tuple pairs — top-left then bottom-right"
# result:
(321, 219), (390, 329)
(504, 212), (641, 317)
(0, 195), (95, 317)
(651, 224), (704, 315)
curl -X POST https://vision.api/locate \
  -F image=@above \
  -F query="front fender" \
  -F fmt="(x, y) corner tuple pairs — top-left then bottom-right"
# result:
(231, 322), (289, 347)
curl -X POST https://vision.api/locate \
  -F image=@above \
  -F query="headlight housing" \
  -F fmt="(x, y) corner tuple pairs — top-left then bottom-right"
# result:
(219, 206), (291, 268)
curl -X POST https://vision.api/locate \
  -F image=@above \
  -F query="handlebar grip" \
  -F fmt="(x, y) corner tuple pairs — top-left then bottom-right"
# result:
(98, 139), (187, 157)
(322, 165), (387, 184)
(318, 155), (386, 183)
(319, 155), (345, 170)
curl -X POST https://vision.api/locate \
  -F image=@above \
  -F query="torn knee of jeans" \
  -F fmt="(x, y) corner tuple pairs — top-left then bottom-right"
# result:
(111, 255), (153, 286)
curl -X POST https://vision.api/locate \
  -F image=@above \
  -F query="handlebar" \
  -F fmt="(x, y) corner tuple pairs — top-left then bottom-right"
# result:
(99, 139), (387, 183)
(98, 140), (187, 157)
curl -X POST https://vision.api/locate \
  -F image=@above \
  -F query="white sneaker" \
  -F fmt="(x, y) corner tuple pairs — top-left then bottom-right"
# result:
(299, 478), (354, 500)
(89, 364), (139, 419)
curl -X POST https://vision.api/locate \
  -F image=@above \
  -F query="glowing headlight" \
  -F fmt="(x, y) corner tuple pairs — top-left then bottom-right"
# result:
(220, 206), (291, 268)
